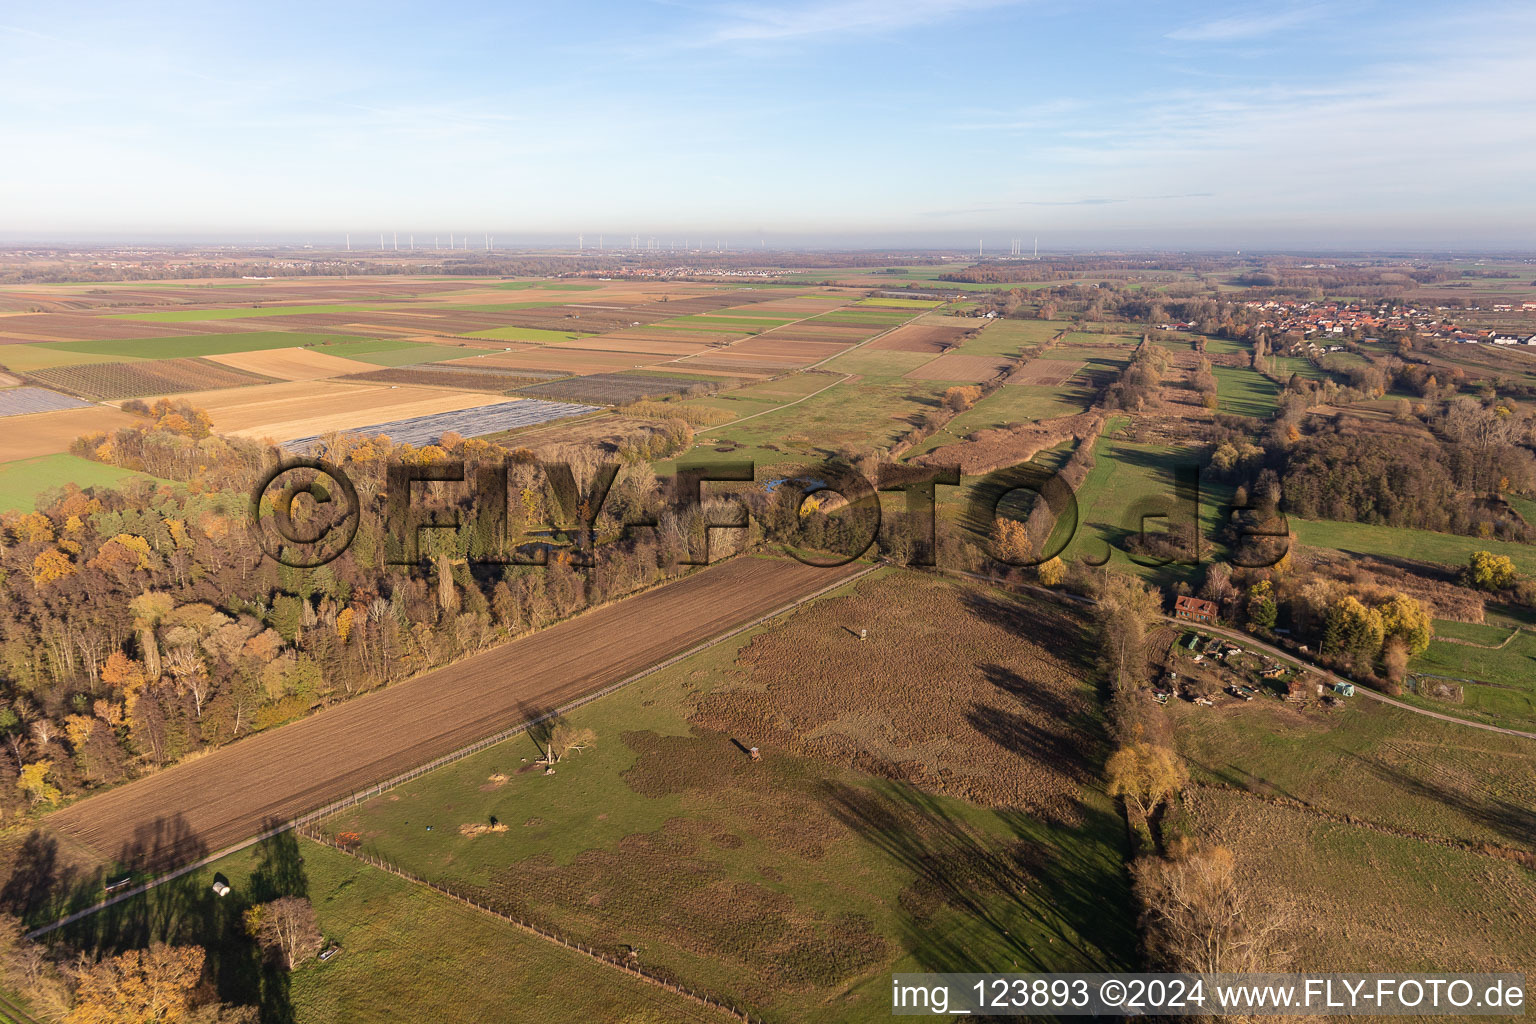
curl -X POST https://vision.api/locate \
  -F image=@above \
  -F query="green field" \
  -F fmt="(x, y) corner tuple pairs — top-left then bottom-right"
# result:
(958, 319), (1063, 356)
(314, 572), (1134, 1023)
(1211, 365), (1280, 418)
(112, 303), (403, 323)
(854, 297), (942, 309)
(0, 454), (167, 512)
(1047, 433), (1231, 585)
(0, 343), (150, 371)
(492, 281), (599, 291)
(44, 332), (368, 360)
(460, 326), (597, 343)
(817, 348), (934, 379)
(47, 839), (717, 1024)
(1291, 518), (1536, 575)
(672, 376), (948, 467)
(423, 301), (559, 313)
(811, 309), (914, 325)
(299, 337), (465, 366)
(903, 385), (1093, 460)
(1407, 622), (1536, 730)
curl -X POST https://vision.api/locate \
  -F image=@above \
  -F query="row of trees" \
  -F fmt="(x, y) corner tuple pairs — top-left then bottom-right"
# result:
(2, 408), (768, 821)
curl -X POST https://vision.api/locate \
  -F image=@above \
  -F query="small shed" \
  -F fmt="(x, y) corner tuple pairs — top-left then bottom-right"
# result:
(211, 880), (231, 897)
(1332, 681), (1356, 697)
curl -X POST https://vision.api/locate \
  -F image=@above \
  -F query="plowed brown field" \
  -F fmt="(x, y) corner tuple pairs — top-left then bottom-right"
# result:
(49, 557), (865, 868)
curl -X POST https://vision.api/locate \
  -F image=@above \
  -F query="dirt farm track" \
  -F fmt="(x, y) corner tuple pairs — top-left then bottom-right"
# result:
(50, 557), (863, 869)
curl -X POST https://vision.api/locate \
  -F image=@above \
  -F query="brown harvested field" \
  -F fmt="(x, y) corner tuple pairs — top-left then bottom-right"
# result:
(902, 352), (1014, 382)
(338, 365), (566, 392)
(0, 314), (271, 342)
(1008, 358), (1085, 386)
(690, 570), (1098, 822)
(514, 372), (714, 405)
(204, 346), (381, 381)
(26, 358), (271, 401)
(441, 349), (668, 374)
(676, 353), (804, 373)
(559, 336), (712, 357)
(0, 406), (142, 461)
(48, 556), (865, 868)
(869, 323), (973, 353)
(132, 380), (508, 441)
(728, 338), (848, 361)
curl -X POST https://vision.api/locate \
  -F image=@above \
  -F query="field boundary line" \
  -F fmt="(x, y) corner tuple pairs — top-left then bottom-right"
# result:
(700, 307), (938, 433)
(300, 831), (760, 1023)
(1188, 779), (1536, 867)
(27, 560), (877, 941)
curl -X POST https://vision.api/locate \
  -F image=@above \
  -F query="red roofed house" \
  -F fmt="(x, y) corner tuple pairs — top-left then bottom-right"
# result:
(1174, 595), (1219, 623)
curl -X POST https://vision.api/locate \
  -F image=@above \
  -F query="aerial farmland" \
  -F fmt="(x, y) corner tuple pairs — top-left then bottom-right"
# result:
(1, 246), (1535, 1024)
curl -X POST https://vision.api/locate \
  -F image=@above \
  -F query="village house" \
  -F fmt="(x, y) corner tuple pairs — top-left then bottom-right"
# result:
(1174, 595), (1219, 623)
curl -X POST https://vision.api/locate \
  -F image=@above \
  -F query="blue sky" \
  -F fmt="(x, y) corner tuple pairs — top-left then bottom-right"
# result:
(2, 1), (1533, 248)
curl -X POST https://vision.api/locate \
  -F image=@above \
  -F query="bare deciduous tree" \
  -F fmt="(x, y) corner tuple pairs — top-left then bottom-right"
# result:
(1134, 840), (1293, 978)
(254, 897), (323, 970)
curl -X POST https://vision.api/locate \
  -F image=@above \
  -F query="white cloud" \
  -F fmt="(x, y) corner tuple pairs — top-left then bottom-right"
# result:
(1166, 5), (1324, 42)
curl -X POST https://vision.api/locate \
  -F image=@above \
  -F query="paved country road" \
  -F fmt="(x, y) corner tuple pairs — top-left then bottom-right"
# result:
(49, 556), (868, 871)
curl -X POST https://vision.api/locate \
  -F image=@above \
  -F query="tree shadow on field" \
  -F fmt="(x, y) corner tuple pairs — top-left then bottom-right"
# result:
(959, 590), (1096, 676)
(51, 818), (303, 1024)
(819, 781), (1134, 974)
(0, 828), (108, 928)
(1339, 751), (1536, 852)
(518, 700), (560, 761)
(55, 814), (210, 955)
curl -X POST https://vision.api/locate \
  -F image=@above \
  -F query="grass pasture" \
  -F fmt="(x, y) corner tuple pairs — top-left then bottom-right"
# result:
(317, 570), (1133, 1023)
(1165, 692), (1536, 973)
(1211, 365), (1280, 418)
(46, 838), (718, 1024)
(960, 319), (1064, 356)
(679, 377), (949, 466)
(0, 453), (165, 511)
(1408, 624), (1536, 730)
(1291, 518), (1536, 576)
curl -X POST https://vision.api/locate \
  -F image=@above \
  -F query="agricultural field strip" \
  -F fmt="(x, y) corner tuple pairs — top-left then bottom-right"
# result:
(45, 557), (866, 874)
(281, 398), (597, 451)
(694, 309), (935, 430)
(0, 387), (93, 416)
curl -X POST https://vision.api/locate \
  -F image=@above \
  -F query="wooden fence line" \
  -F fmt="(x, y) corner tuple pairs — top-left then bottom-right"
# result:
(300, 828), (762, 1023)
